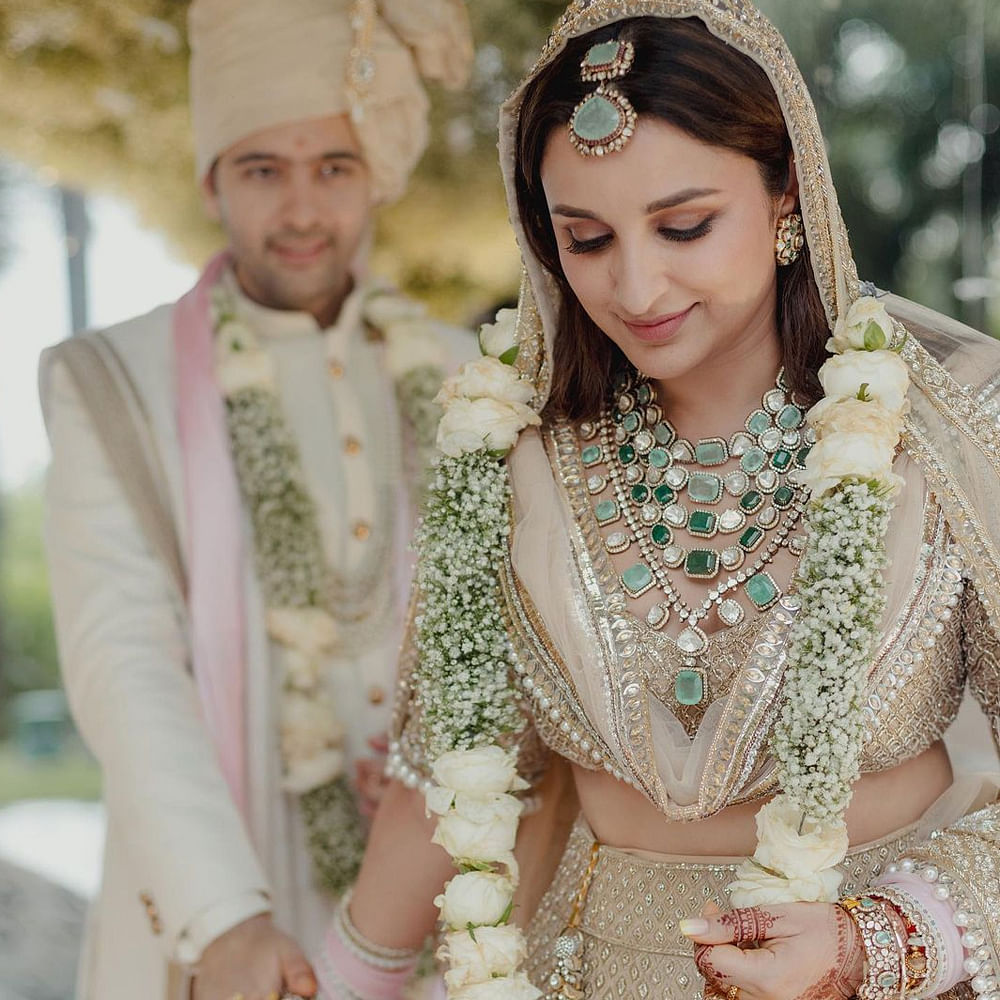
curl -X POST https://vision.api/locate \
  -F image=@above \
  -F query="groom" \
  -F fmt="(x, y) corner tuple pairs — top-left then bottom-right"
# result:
(39, 0), (472, 998)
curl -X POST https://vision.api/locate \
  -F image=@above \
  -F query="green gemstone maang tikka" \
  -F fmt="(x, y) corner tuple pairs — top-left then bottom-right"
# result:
(569, 39), (638, 157)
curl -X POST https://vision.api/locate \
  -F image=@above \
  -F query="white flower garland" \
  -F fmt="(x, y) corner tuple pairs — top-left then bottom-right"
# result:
(212, 279), (447, 892)
(729, 295), (910, 905)
(413, 309), (543, 999)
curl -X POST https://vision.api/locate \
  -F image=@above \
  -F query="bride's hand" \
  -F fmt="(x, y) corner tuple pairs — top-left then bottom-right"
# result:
(680, 900), (865, 1000)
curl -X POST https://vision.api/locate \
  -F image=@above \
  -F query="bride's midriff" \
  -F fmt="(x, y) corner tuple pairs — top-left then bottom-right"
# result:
(572, 739), (953, 857)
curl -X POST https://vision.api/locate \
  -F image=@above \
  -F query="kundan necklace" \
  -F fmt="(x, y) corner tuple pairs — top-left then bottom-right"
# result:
(579, 367), (812, 655)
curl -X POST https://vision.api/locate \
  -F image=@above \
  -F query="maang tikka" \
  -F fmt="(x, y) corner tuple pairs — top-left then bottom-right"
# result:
(568, 38), (638, 156)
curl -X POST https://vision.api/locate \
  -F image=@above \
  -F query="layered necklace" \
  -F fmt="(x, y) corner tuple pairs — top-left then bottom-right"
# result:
(580, 367), (812, 661)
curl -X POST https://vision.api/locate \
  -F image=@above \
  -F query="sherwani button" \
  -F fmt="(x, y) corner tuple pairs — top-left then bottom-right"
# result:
(328, 360), (345, 378)
(368, 685), (385, 705)
(344, 435), (362, 455)
(353, 521), (371, 541)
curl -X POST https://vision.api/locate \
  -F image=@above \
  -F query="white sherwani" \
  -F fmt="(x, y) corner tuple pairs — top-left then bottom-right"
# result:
(40, 274), (468, 999)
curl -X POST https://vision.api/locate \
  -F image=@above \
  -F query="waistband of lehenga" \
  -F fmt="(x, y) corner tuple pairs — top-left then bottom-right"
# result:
(562, 816), (925, 957)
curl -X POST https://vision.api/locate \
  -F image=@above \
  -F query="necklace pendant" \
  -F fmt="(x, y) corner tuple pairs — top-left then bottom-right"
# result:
(581, 444), (602, 468)
(663, 503), (688, 529)
(674, 666), (706, 706)
(720, 545), (744, 571)
(746, 409), (771, 436)
(687, 510), (718, 538)
(729, 431), (754, 457)
(670, 439), (696, 463)
(693, 437), (729, 466)
(718, 508), (746, 534)
(676, 625), (708, 655)
(745, 572), (780, 610)
(661, 544), (685, 569)
(755, 468), (779, 493)
(763, 388), (786, 413)
(594, 499), (621, 526)
(664, 466), (688, 490)
(683, 549), (720, 580)
(724, 470), (750, 496)
(687, 472), (723, 504)
(633, 428), (655, 454)
(621, 562), (655, 599)
(756, 505), (779, 529)
(646, 602), (670, 629)
(605, 531), (631, 554)
(718, 598), (745, 627)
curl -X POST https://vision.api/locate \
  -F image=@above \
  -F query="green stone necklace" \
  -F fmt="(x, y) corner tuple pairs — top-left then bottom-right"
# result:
(579, 368), (811, 702)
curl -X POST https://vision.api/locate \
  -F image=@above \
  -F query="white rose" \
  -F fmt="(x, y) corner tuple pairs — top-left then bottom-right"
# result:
(363, 289), (426, 328)
(280, 689), (345, 762)
(728, 857), (844, 906)
(439, 357), (534, 408)
(432, 747), (529, 797)
(282, 648), (321, 692)
(478, 308), (519, 364)
(382, 321), (449, 379)
(753, 798), (848, 878)
(449, 973), (542, 1000)
(282, 747), (345, 793)
(438, 925), (527, 989)
(267, 607), (338, 659)
(436, 397), (540, 458)
(800, 431), (902, 498)
(434, 872), (515, 929)
(431, 793), (523, 866)
(806, 396), (903, 445)
(818, 350), (911, 415)
(828, 296), (896, 354)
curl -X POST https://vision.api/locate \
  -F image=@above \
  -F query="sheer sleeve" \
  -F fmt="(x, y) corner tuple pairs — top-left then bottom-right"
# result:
(963, 581), (1000, 755)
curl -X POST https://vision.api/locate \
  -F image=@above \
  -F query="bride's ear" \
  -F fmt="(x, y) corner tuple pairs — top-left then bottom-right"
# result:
(777, 154), (800, 219)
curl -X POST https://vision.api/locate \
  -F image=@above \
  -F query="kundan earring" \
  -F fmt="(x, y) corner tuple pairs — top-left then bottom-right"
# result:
(775, 212), (805, 265)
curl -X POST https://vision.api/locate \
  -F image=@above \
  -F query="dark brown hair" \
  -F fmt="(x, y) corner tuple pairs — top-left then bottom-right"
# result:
(514, 16), (830, 420)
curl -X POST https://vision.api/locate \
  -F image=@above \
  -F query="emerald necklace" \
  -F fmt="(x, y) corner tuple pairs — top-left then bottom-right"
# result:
(579, 367), (812, 659)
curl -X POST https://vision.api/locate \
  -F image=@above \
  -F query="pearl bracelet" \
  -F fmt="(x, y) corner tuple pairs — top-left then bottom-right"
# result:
(886, 858), (999, 1000)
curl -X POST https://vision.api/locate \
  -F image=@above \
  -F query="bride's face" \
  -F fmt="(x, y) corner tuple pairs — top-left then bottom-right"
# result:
(540, 116), (796, 386)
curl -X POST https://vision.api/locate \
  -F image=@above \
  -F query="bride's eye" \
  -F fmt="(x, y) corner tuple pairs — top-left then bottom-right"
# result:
(658, 215), (716, 243)
(565, 232), (613, 255)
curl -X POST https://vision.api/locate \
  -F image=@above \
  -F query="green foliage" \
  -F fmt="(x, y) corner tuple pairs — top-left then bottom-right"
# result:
(0, 481), (60, 730)
(0, 742), (101, 803)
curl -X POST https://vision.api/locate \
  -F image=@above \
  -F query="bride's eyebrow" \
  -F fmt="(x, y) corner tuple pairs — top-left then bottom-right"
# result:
(551, 187), (721, 221)
(645, 187), (720, 213)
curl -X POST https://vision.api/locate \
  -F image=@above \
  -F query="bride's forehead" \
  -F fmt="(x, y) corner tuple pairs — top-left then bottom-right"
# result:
(540, 117), (759, 200)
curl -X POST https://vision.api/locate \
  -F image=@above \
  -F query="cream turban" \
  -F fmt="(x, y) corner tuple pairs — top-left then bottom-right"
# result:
(188, 0), (473, 202)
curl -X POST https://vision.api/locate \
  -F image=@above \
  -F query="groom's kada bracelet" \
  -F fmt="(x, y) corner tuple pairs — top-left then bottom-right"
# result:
(839, 895), (906, 1000)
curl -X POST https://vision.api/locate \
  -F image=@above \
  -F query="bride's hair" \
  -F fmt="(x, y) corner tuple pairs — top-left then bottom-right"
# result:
(514, 16), (830, 421)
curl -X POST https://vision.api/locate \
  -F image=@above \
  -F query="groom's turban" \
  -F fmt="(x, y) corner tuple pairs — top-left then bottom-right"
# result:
(188, 0), (473, 202)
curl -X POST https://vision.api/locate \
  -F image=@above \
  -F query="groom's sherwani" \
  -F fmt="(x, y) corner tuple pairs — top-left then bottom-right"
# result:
(40, 269), (468, 999)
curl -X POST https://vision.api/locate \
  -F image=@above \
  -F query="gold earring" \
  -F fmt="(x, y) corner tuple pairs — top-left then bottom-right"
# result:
(775, 212), (805, 266)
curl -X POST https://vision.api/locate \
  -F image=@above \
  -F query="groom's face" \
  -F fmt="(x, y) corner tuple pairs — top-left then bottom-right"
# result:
(203, 113), (372, 327)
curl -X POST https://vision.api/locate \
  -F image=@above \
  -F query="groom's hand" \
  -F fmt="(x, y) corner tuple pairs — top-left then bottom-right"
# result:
(193, 913), (317, 1000)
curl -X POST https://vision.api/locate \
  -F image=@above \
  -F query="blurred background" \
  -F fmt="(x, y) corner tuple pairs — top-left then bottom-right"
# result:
(0, 0), (997, 996)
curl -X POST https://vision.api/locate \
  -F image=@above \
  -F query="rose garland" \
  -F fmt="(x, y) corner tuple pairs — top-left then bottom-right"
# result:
(212, 279), (447, 893)
(729, 295), (910, 905)
(412, 309), (543, 999)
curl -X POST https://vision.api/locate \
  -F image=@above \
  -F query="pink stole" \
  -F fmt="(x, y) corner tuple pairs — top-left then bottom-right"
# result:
(173, 251), (249, 818)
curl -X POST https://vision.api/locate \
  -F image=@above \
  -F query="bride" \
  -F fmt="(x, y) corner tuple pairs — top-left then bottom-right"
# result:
(314, 3), (1000, 999)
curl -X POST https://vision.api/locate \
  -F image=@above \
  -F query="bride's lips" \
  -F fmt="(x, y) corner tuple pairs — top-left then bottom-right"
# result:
(623, 304), (695, 343)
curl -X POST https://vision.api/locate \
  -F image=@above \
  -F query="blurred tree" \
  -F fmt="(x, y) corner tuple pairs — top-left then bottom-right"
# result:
(0, 0), (996, 328)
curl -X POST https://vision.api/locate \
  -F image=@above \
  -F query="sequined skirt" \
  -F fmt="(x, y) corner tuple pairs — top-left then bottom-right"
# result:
(524, 817), (930, 1000)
